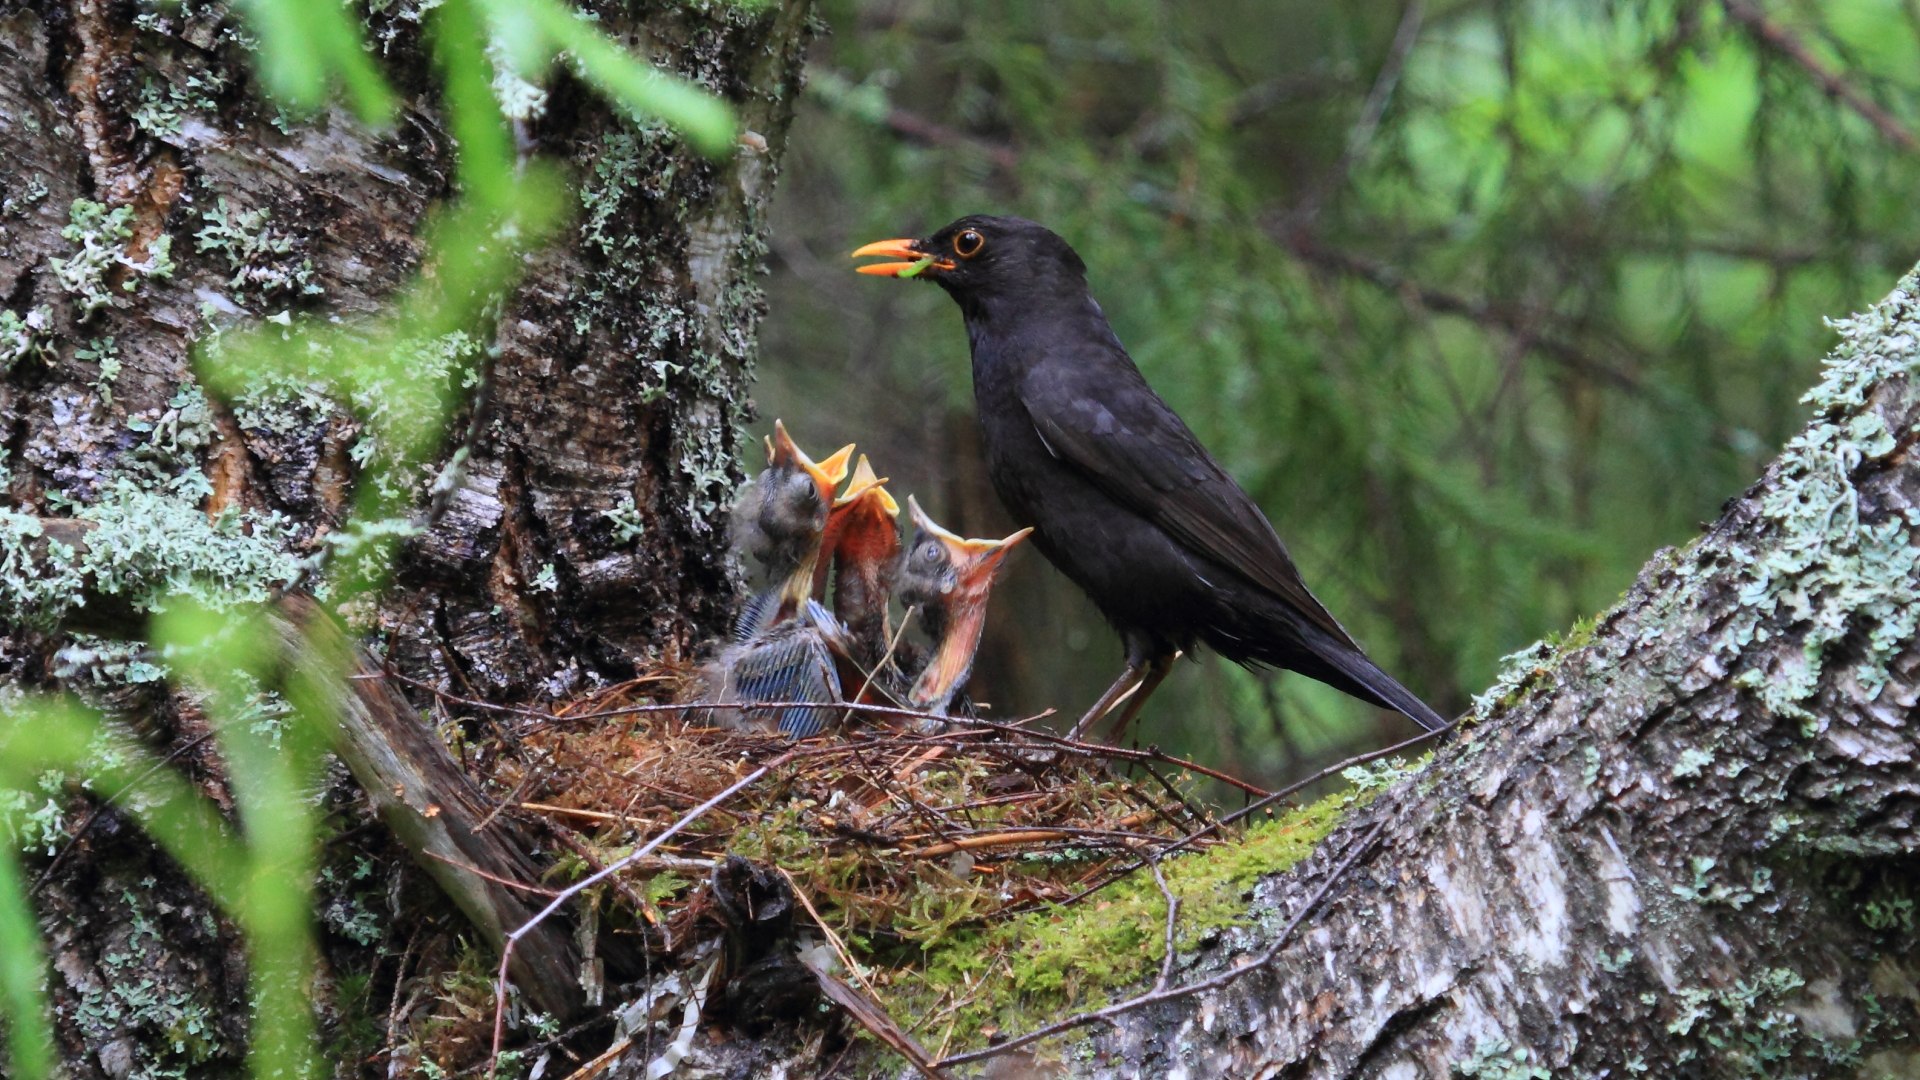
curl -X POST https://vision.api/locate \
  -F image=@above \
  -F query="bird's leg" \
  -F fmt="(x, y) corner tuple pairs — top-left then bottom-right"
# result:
(1101, 652), (1176, 742)
(1066, 661), (1148, 742)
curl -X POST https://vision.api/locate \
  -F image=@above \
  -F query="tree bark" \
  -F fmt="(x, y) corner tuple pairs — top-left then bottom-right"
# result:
(1, 1), (813, 1075)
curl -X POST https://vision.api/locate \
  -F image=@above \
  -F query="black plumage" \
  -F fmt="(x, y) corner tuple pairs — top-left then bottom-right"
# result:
(854, 216), (1449, 737)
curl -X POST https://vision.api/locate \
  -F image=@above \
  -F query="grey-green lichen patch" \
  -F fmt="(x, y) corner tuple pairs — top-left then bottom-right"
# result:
(77, 336), (123, 405)
(0, 769), (72, 857)
(131, 68), (229, 140)
(68, 884), (230, 1077)
(217, 326), (482, 503)
(0, 479), (302, 632)
(119, 382), (218, 496)
(0, 305), (55, 373)
(1453, 1036), (1552, 1079)
(1660, 967), (1865, 1076)
(194, 197), (321, 304)
(0, 175), (49, 218)
(50, 199), (176, 320)
(1714, 274), (1920, 718)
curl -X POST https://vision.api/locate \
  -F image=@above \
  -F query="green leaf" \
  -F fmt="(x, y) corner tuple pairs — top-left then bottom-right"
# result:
(479, 0), (738, 155)
(232, 0), (398, 124)
(0, 844), (53, 1080)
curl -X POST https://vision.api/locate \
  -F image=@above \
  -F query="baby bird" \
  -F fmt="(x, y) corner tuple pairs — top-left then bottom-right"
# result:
(729, 419), (853, 640)
(820, 456), (901, 670)
(895, 496), (1031, 721)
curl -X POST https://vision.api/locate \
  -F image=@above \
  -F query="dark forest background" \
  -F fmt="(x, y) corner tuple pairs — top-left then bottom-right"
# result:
(756, 0), (1920, 785)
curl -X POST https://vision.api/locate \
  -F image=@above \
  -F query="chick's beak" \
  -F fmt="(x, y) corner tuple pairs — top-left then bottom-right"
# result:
(951, 526), (1032, 586)
(833, 455), (899, 518)
(851, 238), (953, 278)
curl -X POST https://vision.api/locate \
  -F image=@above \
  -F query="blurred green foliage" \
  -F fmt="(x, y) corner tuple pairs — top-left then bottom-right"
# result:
(760, 0), (1920, 782)
(0, 0), (734, 1075)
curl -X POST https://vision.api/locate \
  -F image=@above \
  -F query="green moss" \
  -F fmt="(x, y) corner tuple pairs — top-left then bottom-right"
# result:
(881, 790), (1357, 1049)
(50, 198), (175, 321)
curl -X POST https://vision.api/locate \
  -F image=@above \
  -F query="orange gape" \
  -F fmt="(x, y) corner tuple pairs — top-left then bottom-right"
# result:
(821, 457), (902, 697)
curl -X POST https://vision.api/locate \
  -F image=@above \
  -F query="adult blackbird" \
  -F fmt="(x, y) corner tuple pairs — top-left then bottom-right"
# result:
(894, 496), (1031, 721)
(853, 216), (1449, 737)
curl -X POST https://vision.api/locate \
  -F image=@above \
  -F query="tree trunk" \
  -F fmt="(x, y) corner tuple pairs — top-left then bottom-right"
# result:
(1, 1), (813, 1075)
(1048, 270), (1920, 1076)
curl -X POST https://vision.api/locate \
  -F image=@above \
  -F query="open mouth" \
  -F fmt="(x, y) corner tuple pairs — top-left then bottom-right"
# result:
(850, 238), (955, 278)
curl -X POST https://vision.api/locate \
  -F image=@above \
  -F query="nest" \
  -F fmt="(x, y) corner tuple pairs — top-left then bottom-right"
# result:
(485, 673), (1221, 957)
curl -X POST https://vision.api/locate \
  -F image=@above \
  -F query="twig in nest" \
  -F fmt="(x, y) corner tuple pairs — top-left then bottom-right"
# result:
(1050, 724), (1448, 910)
(934, 815), (1393, 1068)
(423, 851), (562, 897)
(487, 756), (790, 1077)
(1151, 859), (1180, 992)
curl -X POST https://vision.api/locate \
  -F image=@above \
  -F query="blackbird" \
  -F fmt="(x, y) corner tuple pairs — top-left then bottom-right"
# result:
(894, 496), (1031, 720)
(854, 216), (1449, 737)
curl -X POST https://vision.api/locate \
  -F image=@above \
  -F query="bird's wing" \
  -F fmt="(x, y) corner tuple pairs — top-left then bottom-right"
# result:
(1020, 346), (1359, 649)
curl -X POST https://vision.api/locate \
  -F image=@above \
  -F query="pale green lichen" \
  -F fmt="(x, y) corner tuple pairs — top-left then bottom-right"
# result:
(0, 305), (55, 372)
(1717, 275), (1920, 718)
(1665, 968), (1826, 1075)
(131, 69), (228, 140)
(0, 480), (302, 632)
(195, 197), (321, 303)
(600, 493), (646, 543)
(120, 383), (219, 496)
(77, 336), (122, 405)
(50, 198), (176, 320)
(1453, 1037), (1552, 1079)
(0, 175), (49, 218)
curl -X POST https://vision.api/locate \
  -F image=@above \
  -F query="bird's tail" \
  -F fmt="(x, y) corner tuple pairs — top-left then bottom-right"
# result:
(1295, 623), (1452, 733)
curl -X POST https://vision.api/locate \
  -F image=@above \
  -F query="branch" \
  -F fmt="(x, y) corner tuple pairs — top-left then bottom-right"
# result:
(1722, 0), (1919, 152)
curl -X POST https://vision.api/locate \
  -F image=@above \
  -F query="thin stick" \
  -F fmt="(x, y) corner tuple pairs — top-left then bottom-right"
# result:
(487, 756), (788, 1076)
(933, 816), (1392, 1068)
(777, 866), (878, 1002)
(842, 606), (917, 727)
(1150, 860), (1180, 992)
(1048, 724), (1447, 911)
(423, 851), (562, 897)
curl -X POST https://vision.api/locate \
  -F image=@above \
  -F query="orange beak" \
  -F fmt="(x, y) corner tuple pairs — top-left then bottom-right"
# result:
(905, 496), (1031, 586)
(851, 238), (954, 278)
(767, 419), (855, 503)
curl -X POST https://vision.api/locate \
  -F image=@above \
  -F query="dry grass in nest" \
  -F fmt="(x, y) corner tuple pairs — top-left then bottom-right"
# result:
(480, 673), (1218, 960)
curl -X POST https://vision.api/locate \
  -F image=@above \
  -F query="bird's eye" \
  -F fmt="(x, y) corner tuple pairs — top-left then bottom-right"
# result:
(920, 542), (941, 563)
(952, 229), (985, 259)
